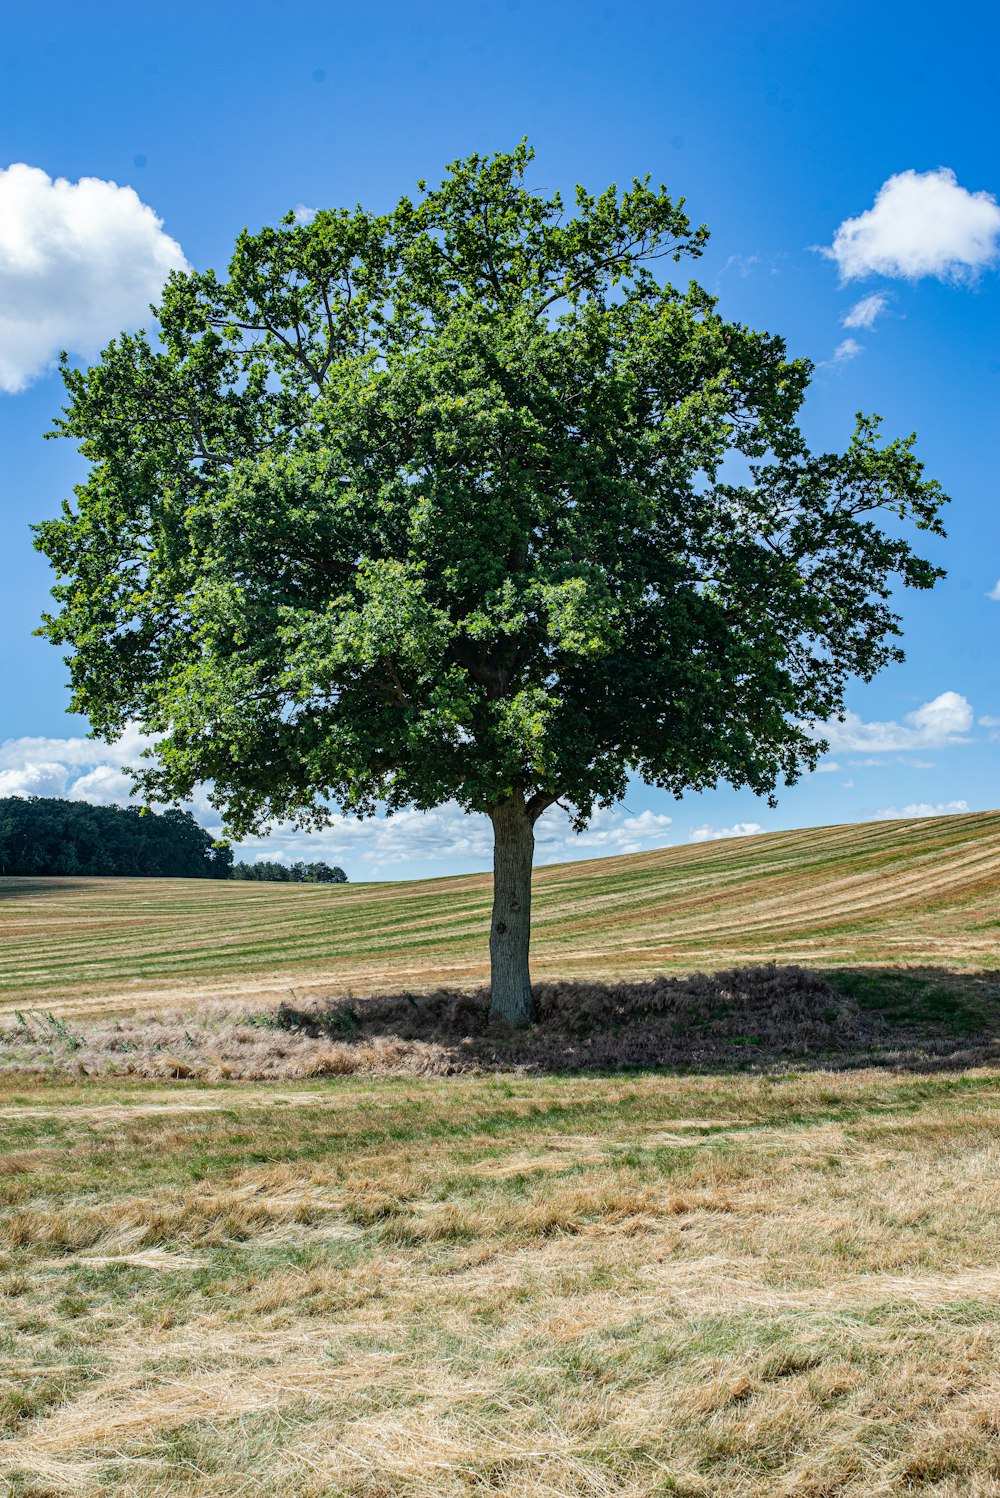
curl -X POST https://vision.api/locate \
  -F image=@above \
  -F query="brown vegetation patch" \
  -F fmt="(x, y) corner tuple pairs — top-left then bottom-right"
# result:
(277, 963), (876, 1073)
(0, 964), (868, 1079)
(4, 962), (1000, 1080)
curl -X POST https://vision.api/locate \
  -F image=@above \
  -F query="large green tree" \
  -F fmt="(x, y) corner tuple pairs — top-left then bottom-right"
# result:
(36, 145), (946, 1024)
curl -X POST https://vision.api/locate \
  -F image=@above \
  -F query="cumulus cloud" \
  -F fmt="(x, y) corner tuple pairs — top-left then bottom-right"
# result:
(0, 726), (679, 874)
(0, 724), (160, 807)
(67, 764), (141, 805)
(0, 723), (151, 773)
(907, 693), (975, 740)
(988, 580), (1000, 601)
(817, 691), (974, 753)
(0, 760), (70, 799)
(688, 822), (763, 844)
(537, 807), (674, 862)
(842, 292), (889, 329)
(237, 802), (676, 876)
(0, 163), (188, 392)
(874, 799), (970, 820)
(826, 168), (1000, 283)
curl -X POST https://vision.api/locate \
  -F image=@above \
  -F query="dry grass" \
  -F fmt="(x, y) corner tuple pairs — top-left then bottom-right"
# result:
(4, 964), (999, 1081)
(1, 811), (998, 1018)
(1, 816), (998, 1493)
(3, 1066), (1000, 1494)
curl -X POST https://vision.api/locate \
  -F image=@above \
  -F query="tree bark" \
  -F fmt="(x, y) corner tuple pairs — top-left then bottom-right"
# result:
(488, 794), (536, 1027)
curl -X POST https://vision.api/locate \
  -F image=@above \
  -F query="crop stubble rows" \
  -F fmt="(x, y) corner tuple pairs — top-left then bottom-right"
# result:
(2, 813), (999, 1018)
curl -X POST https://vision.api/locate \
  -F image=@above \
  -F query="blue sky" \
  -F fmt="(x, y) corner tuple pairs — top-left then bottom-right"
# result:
(0, 0), (997, 878)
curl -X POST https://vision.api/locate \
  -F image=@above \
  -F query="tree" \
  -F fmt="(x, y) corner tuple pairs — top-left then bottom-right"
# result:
(0, 797), (232, 878)
(230, 859), (348, 883)
(304, 861), (348, 884)
(35, 144), (946, 1025)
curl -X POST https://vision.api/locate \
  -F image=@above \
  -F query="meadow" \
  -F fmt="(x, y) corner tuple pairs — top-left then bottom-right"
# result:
(2, 812), (998, 1018)
(2, 812), (1000, 1495)
(3, 1068), (1000, 1495)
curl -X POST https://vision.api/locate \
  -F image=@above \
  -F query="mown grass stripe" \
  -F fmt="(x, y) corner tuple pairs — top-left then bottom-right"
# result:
(1, 812), (996, 1011)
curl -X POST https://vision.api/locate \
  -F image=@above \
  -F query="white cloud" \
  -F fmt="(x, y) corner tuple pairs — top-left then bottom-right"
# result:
(238, 802), (676, 876)
(537, 806), (673, 861)
(874, 799), (970, 820)
(815, 760), (841, 773)
(0, 725), (157, 807)
(67, 764), (139, 805)
(823, 337), (863, 367)
(826, 168), (1000, 283)
(0, 163), (188, 392)
(292, 204), (317, 224)
(842, 292), (889, 329)
(0, 760), (70, 799)
(988, 580), (1000, 601)
(979, 716), (1000, 728)
(0, 723), (151, 773)
(688, 822), (763, 844)
(817, 691), (974, 753)
(907, 693), (974, 739)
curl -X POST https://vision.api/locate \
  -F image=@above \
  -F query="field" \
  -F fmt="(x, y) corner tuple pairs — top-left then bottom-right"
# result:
(4, 1069), (1000, 1496)
(2, 812), (999, 1018)
(2, 813), (1000, 1495)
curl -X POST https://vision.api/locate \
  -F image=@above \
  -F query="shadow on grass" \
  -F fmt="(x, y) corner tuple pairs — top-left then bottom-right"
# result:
(3, 965), (999, 1080)
(270, 964), (1000, 1077)
(0, 877), (89, 900)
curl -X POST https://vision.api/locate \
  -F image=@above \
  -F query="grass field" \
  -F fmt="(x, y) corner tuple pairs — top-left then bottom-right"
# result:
(2, 811), (999, 1017)
(2, 813), (1000, 1494)
(3, 1067), (1000, 1495)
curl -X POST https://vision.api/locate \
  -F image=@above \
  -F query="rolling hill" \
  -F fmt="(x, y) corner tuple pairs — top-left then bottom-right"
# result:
(1, 811), (998, 1018)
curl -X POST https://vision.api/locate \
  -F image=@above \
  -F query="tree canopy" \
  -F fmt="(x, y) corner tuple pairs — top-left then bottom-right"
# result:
(231, 859), (347, 883)
(0, 797), (233, 878)
(35, 143), (947, 1021)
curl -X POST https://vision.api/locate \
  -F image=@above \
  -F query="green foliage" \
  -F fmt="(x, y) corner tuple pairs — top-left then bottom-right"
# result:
(0, 797), (232, 878)
(231, 859), (347, 883)
(35, 143), (947, 841)
(12, 1009), (82, 1049)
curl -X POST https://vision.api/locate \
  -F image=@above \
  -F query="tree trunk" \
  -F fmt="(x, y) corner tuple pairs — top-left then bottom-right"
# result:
(488, 795), (535, 1027)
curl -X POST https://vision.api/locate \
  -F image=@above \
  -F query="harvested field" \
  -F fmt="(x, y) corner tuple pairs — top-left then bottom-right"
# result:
(3, 1066), (1000, 1494)
(1, 811), (999, 1019)
(3, 814), (1000, 1493)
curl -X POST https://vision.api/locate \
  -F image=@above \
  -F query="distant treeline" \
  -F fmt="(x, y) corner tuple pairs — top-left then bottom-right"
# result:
(0, 797), (233, 878)
(231, 860), (347, 883)
(0, 796), (349, 883)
